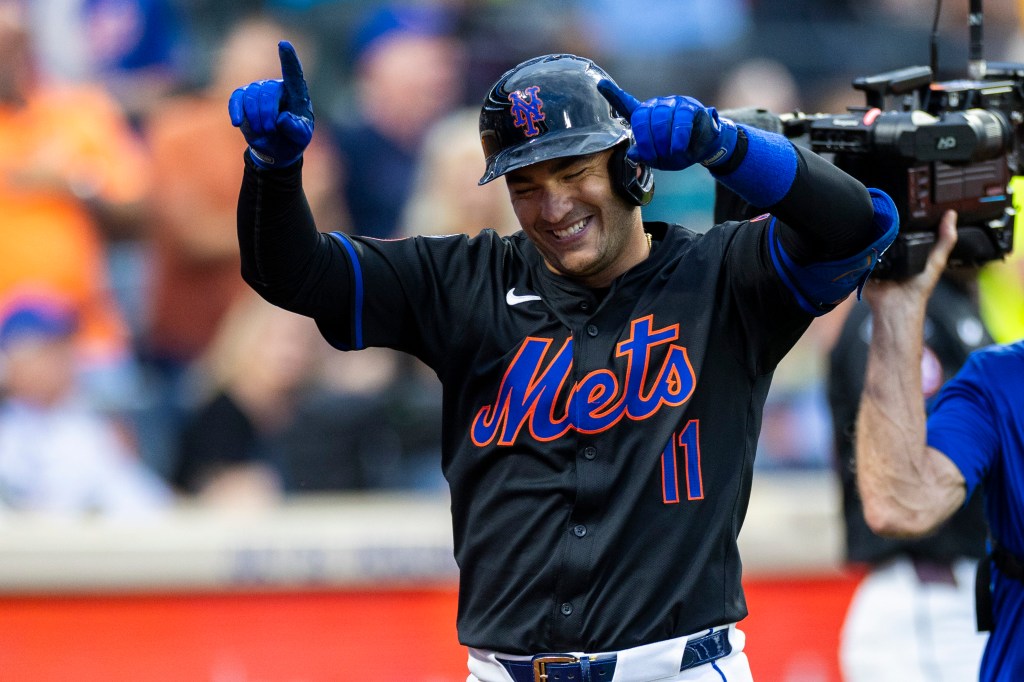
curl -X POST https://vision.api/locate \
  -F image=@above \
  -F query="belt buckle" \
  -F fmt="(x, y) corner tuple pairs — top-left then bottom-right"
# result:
(532, 655), (577, 682)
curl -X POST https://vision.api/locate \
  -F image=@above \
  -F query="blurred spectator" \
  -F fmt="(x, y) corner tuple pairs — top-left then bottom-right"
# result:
(0, 0), (151, 414)
(138, 14), (339, 479)
(328, 3), (466, 239)
(28, 0), (189, 126)
(172, 293), (326, 508)
(0, 296), (172, 519)
(401, 107), (519, 239)
(716, 57), (801, 114)
(277, 346), (438, 492)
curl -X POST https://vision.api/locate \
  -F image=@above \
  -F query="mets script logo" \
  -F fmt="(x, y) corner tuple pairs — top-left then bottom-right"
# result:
(471, 316), (696, 446)
(508, 86), (545, 137)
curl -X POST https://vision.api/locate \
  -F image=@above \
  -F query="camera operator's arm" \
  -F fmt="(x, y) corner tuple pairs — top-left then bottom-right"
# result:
(855, 210), (968, 538)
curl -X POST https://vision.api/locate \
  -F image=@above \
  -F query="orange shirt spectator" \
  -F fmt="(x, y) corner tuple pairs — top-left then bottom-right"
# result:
(0, 83), (150, 367)
(0, 2), (151, 370)
(141, 16), (337, 363)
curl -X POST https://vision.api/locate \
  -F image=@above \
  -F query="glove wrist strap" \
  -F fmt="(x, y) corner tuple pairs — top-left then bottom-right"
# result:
(712, 124), (797, 208)
(707, 127), (747, 175)
(248, 147), (276, 169)
(701, 121), (740, 168)
(247, 146), (302, 170)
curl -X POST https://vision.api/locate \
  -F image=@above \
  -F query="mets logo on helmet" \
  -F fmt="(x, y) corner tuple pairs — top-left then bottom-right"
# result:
(508, 86), (545, 137)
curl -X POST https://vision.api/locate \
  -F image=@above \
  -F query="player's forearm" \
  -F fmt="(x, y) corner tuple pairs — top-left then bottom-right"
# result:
(758, 144), (878, 262)
(236, 154), (339, 314)
(855, 298), (954, 537)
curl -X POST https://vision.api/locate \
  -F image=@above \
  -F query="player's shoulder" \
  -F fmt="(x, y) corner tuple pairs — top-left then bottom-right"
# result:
(402, 227), (518, 249)
(966, 340), (1024, 374)
(679, 211), (774, 235)
(412, 228), (535, 276)
(943, 341), (1024, 409)
(655, 212), (773, 250)
(647, 220), (707, 245)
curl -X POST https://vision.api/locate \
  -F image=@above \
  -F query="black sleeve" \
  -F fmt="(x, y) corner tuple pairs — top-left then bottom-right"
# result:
(236, 153), (353, 318)
(713, 142), (877, 265)
(768, 145), (877, 263)
(237, 152), (497, 364)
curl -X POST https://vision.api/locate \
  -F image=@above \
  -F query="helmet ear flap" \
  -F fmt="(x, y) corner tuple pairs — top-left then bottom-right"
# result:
(609, 143), (655, 206)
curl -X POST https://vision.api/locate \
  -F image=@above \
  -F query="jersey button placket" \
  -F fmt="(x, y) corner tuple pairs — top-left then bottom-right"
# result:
(558, 320), (600, 636)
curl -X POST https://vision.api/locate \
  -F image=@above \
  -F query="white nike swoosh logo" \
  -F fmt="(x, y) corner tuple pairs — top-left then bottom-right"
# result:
(506, 288), (542, 306)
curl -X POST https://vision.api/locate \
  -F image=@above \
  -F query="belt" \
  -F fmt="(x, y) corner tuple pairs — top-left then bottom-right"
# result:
(910, 557), (957, 586)
(498, 629), (731, 682)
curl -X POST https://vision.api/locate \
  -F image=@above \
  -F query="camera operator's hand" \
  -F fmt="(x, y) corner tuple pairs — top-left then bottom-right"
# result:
(863, 210), (958, 313)
(597, 80), (739, 171)
(228, 41), (313, 169)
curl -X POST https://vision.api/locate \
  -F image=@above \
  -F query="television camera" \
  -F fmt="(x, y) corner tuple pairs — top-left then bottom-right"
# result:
(780, 1), (1023, 279)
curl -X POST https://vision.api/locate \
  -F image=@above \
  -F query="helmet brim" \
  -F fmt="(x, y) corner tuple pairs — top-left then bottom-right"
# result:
(478, 128), (630, 185)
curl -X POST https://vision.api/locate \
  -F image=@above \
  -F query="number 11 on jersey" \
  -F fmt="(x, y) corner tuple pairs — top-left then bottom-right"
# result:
(661, 420), (704, 503)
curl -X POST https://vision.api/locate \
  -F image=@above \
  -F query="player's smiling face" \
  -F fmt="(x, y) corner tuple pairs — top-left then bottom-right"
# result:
(505, 148), (647, 288)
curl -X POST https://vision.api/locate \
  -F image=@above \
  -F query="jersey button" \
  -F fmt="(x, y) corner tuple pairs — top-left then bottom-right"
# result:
(583, 446), (597, 460)
(579, 301), (591, 312)
(560, 602), (573, 616)
(572, 524), (587, 538)
(586, 324), (599, 337)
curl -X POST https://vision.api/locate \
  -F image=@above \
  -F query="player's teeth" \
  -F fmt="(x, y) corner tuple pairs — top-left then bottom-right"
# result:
(554, 219), (586, 239)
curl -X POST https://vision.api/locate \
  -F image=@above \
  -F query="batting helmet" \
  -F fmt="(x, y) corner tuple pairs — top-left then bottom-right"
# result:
(478, 53), (654, 206)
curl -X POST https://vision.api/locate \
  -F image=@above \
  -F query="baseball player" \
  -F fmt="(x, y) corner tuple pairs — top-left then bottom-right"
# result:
(229, 43), (898, 681)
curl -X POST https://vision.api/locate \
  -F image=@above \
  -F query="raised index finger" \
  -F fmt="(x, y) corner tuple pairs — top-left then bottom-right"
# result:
(597, 79), (641, 119)
(278, 40), (307, 98)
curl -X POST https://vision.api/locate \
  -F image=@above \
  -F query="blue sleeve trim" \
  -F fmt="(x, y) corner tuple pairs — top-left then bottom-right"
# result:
(767, 218), (820, 316)
(328, 231), (364, 350)
(867, 187), (899, 242)
(715, 124), (797, 208)
(769, 188), (900, 316)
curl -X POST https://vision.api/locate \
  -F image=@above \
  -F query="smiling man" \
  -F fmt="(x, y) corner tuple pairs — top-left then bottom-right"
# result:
(230, 46), (898, 681)
(502, 150), (645, 288)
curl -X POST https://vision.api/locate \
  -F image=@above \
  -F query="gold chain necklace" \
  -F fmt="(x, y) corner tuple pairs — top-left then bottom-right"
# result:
(645, 232), (653, 251)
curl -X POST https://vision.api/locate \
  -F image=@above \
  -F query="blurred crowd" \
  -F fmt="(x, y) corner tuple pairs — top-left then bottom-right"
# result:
(1, 0), (1023, 518)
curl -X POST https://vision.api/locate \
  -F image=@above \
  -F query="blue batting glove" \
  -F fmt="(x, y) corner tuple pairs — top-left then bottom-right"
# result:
(598, 79), (739, 171)
(228, 41), (313, 169)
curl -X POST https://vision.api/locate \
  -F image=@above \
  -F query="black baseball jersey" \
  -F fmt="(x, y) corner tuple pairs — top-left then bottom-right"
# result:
(829, 276), (990, 565)
(237, 147), (879, 655)
(246, 211), (811, 652)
